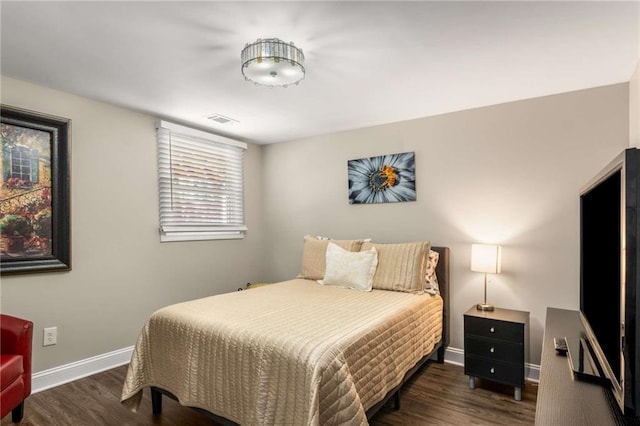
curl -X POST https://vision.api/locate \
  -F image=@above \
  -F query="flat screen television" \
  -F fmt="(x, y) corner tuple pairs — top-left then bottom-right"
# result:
(580, 147), (640, 416)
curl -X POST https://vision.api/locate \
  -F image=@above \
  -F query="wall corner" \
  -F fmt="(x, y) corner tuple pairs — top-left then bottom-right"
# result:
(631, 59), (640, 148)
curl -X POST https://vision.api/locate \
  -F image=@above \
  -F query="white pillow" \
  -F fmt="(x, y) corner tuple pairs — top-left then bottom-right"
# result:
(318, 243), (378, 291)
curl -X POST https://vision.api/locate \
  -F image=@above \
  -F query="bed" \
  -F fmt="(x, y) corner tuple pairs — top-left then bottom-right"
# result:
(121, 242), (450, 425)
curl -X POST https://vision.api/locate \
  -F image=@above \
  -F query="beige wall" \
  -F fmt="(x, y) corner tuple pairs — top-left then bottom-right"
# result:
(0, 76), (264, 372)
(631, 60), (640, 147)
(262, 84), (630, 364)
(0, 76), (630, 373)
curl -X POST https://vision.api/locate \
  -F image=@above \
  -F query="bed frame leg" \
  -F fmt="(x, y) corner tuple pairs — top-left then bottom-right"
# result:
(437, 345), (446, 363)
(393, 390), (401, 411)
(151, 387), (163, 414)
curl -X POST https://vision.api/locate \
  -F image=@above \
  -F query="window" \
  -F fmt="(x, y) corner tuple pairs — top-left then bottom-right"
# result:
(2, 145), (39, 184)
(157, 121), (247, 242)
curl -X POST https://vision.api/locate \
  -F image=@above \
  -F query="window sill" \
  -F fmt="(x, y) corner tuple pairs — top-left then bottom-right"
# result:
(160, 231), (245, 242)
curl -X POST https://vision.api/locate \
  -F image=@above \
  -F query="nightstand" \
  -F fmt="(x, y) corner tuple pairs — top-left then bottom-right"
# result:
(464, 306), (529, 400)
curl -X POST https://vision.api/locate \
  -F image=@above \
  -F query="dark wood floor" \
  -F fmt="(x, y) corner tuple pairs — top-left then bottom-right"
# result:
(2, 362), (537, 425)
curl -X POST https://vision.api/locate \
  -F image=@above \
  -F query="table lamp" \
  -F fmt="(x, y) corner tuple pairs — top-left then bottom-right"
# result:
(471, 244), (502, 311)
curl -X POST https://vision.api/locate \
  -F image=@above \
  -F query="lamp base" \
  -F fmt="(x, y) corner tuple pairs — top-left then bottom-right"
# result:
(476, 303), (495, 312)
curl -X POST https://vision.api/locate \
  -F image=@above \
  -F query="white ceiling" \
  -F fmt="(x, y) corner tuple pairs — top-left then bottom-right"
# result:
(1, 1), (639, 144)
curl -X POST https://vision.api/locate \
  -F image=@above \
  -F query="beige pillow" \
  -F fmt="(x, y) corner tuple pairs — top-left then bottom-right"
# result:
(361, 241), (431, 294)
(319, 243), (378, 291)
(298, 235), (365, 280)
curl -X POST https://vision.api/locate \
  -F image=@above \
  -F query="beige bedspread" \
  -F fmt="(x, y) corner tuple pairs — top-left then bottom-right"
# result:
(121, 279), (443, 425)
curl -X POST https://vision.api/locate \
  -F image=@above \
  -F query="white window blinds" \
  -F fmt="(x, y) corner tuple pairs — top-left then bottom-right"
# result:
(157, 121), (247, 242)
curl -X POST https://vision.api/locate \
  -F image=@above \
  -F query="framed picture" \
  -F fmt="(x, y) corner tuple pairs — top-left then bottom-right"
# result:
(348, 151), (416, 204)
(0, 105), (71, 274)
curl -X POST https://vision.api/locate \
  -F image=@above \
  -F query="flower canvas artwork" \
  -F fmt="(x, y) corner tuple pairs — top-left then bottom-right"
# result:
(348, 151), (416, 204)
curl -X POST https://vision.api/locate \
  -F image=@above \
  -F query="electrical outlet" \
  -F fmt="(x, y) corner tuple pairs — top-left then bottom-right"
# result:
(43, 327), (57, 346)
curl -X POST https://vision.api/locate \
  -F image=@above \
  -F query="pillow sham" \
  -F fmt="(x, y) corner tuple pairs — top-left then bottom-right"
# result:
(318, 243), (378, 291)
(425, 249), (440, 295)
(297, 235), (366, 280)
(361, 240), (431, 294)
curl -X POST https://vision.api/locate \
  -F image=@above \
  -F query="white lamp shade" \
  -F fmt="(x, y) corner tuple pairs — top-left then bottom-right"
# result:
(471, 244), (502, 274)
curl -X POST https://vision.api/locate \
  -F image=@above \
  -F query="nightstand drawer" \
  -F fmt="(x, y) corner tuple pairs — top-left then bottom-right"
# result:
(465, 336), (523, 364)
(465, 317), (523, 342)
(464, 355), (524, 387)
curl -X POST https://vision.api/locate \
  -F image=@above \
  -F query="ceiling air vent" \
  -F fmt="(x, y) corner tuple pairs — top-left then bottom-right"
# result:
(205, 113), (238, 125)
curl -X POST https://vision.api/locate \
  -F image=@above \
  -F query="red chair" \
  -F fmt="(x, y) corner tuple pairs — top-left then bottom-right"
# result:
(1, 314), (33, 423)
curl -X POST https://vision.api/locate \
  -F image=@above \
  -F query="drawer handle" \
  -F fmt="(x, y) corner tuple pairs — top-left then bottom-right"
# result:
(490, 367), (495, 374)
(490, 347), (495, 353)
(490, 327), (495, 333)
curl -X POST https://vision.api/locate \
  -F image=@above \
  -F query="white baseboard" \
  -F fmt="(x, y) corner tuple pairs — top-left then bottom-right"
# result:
(32, 346), (133, 394)
(441, 345), (465, 366)
(31, 344), (539, 394)
(441, 346), (540, 383)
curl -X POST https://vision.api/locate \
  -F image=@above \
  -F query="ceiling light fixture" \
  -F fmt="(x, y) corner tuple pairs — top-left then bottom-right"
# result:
(241, 38), (305, 88)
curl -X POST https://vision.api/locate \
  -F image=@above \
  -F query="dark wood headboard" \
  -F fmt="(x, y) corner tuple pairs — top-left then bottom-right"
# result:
(432, 246), (450, 349)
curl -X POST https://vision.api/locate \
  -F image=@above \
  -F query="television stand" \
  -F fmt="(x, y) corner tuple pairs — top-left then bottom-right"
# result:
(536, 308), (640, 425)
